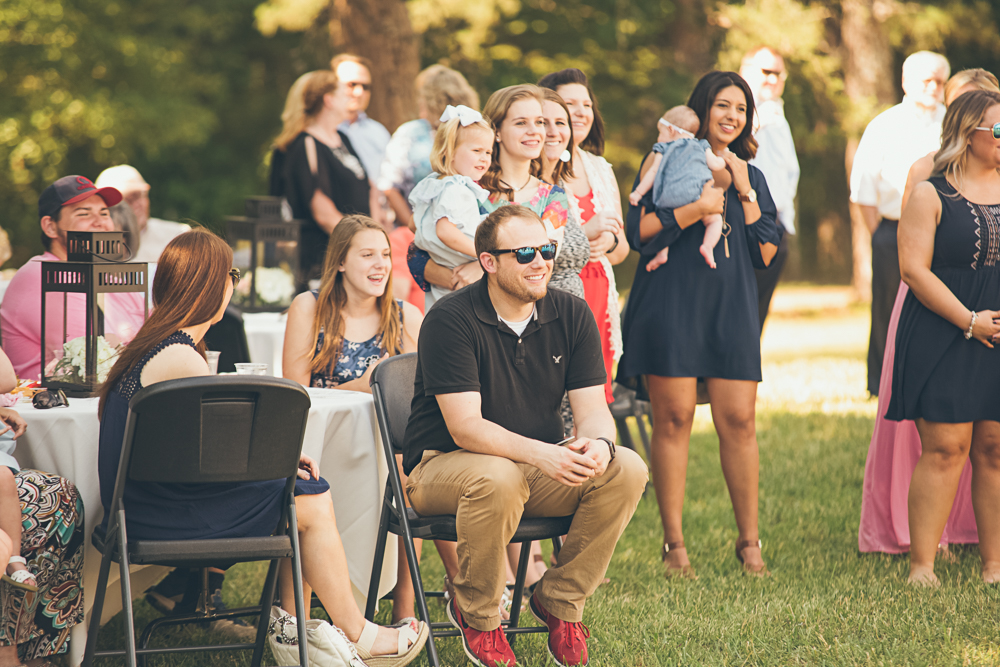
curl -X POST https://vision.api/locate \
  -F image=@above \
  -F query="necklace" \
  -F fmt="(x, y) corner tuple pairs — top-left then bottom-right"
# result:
(499, 173), (533, 193)
(721, 193), (731, 259)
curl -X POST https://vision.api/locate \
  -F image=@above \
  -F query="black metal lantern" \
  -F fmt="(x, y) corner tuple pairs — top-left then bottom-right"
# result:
(226, 197), (300, 312)
(41, 231), (149, 397)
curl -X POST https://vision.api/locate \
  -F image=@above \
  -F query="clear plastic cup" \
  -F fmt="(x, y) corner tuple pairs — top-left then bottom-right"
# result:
(234, 362), (269, 376)
(205, 351), (221, 375)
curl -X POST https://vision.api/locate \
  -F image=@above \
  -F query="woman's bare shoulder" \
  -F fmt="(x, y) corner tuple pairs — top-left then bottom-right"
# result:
(140, 342), (208, 386)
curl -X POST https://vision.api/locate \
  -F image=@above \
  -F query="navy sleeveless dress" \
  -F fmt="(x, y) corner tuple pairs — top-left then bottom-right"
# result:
(886, 177), (1000, 423)
(617, 157), (782, 394)
(308, 292), (403, 388)
(98, 331), (329, 541)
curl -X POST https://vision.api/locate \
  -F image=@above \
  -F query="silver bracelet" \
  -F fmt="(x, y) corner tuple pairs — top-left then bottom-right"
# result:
(965, 310), (978, 340)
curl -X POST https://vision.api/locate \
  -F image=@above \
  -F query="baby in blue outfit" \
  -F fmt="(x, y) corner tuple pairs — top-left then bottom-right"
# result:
(629, 105), (727, 269)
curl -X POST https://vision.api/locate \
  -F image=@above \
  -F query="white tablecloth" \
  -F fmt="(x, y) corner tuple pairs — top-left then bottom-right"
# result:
(242, 312), (287, 377)
(12, 386), (395, 662)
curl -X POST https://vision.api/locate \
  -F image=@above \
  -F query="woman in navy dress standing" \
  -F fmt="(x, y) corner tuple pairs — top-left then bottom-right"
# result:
(887, 90), (1000, 586)
(618, 71), (782, 577)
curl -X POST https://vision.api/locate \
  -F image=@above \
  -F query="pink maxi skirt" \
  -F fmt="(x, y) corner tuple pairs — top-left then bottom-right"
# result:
(857, 283), (979, 553)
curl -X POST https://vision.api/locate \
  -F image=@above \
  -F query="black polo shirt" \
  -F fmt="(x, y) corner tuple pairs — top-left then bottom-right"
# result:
(402, 279), (606, 475)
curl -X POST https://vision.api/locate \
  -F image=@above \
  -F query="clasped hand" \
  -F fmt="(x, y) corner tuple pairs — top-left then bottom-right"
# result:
(971, 310), (1000, 348)
(534, 437), (611, 487)
(0, 407), (26, 440)
(297, 454), (320, 481)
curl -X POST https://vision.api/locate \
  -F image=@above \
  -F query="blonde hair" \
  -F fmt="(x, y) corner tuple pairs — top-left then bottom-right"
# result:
(662, 105), (700, 135)
(480, 84), (549, 199)
(273, 70), (339, 151)
(931, 89), (1000, 190)
(311, 216), (402, 376)
(417, 65), (480, 129)
(944, 69), (1000, 106)
(430, 118), (493, 176)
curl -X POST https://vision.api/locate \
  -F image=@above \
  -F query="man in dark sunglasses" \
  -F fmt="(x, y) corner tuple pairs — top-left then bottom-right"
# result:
(402, 205), (647, 667)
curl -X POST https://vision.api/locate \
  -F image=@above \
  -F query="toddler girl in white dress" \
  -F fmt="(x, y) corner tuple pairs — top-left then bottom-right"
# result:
(409, 105), (494, 310)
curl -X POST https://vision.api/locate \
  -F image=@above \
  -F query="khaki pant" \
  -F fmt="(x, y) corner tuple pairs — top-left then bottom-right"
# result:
(406, 447), (647, 631)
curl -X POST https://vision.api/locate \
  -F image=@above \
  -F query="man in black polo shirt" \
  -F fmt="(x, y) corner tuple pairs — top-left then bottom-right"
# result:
(403, 205), (647, 667)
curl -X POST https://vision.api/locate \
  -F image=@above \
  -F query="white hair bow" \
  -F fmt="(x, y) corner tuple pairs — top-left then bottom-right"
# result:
(439, 105), (483, 126)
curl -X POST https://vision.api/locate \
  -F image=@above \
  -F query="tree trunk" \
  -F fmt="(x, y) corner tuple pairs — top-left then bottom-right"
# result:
(328, 0), (420, 133)
(840, 0), (894, 300)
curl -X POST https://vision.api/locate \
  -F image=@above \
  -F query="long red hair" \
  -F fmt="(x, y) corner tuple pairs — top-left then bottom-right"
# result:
(98, 228), (233, 417)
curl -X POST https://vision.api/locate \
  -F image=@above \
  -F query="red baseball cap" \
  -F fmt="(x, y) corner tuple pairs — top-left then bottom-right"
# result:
(38, 175), (123, 220)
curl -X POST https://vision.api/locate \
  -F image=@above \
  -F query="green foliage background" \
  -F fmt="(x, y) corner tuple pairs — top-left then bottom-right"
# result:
(4, 0), (1000, 285)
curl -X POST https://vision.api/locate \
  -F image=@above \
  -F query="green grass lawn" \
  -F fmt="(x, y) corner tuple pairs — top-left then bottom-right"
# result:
(93, 296), (1000, 666)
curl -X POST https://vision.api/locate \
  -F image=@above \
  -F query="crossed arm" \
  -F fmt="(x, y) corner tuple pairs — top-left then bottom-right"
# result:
(435, 384), (616, 486)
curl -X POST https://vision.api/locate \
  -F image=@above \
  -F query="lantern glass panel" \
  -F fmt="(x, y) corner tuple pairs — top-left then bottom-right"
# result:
(226, 197), (300, 312)
(40, 232), (148, 396)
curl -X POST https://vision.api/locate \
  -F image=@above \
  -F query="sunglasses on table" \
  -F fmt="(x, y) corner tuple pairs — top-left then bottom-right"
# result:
(229, 268), (241, 289)
(490, 242), (559, 264)
(32, 389), (69, 410)
(975, 123), (1000, 139)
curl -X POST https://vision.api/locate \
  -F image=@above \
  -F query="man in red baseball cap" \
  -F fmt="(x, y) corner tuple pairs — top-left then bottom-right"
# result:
(0, 176), (146, 380)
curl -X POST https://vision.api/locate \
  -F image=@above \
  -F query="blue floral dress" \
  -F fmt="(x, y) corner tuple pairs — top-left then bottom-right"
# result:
(309, 293), (405, 388)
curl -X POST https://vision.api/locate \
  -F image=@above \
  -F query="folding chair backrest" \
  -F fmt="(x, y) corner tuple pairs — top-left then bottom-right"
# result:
(369, 353), (417, 455)
(122, 376), (311, 484)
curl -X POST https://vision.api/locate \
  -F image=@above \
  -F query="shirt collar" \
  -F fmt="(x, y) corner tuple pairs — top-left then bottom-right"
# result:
(472, 278), (559, 328)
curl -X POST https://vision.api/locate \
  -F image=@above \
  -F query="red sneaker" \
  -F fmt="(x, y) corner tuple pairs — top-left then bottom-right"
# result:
(446, 597), (517, 667)
(529, 594), (590, 667)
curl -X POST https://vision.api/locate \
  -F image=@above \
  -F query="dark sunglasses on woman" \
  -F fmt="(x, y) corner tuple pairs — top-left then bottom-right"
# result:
(32, 389), (69, 410)
(975, 122), (1000, 139)
(229, 268), (241, 289)
(490, 242), (558, 264)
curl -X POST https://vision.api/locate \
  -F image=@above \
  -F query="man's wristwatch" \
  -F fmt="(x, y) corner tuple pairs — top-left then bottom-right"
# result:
(596, 436), (616, 461)
(738, 188), (757, 203)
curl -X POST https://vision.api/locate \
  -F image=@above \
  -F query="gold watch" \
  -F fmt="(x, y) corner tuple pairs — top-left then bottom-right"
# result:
(738, 189), (757, 203)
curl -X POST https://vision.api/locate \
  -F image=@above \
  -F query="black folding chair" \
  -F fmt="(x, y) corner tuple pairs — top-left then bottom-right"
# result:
(365, 354), (573, 667)
(83, 376), (312, 667)
(609, 383), (653, 463)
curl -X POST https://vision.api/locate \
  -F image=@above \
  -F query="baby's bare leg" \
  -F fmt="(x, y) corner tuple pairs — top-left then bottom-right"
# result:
(646, 245), (670, 271)
(700, 213), (724, 268)
(0, 468), (28, 580)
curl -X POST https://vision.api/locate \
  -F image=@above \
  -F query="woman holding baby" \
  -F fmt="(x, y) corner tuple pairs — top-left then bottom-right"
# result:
(618, 71), (783, 578)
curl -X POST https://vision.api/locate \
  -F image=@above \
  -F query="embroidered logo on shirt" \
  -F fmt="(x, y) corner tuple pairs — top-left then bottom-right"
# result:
(553, 356), (562, 364)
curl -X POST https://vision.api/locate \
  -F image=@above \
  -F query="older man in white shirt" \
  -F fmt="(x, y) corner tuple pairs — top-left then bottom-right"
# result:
(741, 47), (800, 332)
(850, 50), (948, 396)
(95, 165), (191, 264)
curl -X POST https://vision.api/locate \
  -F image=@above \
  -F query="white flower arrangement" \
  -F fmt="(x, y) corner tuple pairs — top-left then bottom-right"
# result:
(45, 335), (122, 385)
(234, 266), (295, 307)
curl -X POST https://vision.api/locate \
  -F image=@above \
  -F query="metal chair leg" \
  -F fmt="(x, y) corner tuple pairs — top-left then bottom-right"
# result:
(365, 499), (392, 621)
(251, 558), (281, 667)
(288, 501), (310, 667)
(83, 547), (114, 667)
(117, 511), (139, 667)
(506, 541), (532, 646)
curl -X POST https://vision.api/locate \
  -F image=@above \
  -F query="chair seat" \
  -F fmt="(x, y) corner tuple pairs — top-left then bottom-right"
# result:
(92, 525), (293, 567)
(389, 508), (573, 543)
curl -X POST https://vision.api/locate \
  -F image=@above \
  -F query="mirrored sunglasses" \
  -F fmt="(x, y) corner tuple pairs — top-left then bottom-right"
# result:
(974, 123), (1000, 139)
(491, 242), (558, 264)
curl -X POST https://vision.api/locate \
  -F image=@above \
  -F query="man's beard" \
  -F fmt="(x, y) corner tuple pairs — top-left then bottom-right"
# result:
(496, 266), (548, 304)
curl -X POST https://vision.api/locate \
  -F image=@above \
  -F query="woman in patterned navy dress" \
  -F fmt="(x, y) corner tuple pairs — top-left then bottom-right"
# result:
(99, 229), (427, 664)
(283, 215), (427, 625)
(886, 90), (1000, 586)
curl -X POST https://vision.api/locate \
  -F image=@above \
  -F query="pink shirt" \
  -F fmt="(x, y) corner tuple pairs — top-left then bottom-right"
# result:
(0, 252), (147, 380)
